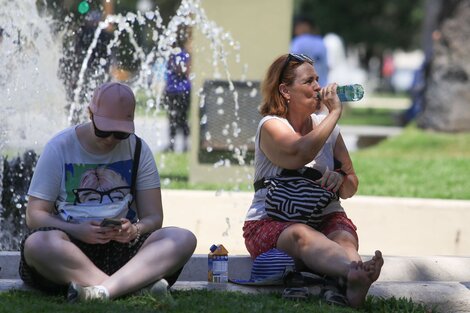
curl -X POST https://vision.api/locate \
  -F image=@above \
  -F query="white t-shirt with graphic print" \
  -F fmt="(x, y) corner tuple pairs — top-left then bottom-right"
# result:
(28, 126), (160, 211)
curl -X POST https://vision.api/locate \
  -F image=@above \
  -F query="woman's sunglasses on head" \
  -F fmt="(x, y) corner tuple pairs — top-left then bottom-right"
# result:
(92, 117), (131, 140)
(279, 53), (314, 83)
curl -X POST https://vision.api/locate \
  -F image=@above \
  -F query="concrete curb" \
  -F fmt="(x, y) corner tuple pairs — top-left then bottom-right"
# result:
(3, 252), (470, 312)
(3, 252), (470, 282)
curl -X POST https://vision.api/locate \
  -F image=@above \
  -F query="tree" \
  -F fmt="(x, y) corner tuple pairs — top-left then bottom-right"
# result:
(418, 0), (470, 132)
(293, 0), (425, 67)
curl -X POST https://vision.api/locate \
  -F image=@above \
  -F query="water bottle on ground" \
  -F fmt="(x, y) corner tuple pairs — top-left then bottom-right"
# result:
(336, 84), (364, 102)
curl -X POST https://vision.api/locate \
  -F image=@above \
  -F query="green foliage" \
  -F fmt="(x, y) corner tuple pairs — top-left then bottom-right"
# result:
(0, 290), (435, 313)
(293, 0), (425, 52)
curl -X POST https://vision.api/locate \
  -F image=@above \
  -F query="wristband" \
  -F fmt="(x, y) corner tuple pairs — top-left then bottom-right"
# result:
(129, 222), (141, 247)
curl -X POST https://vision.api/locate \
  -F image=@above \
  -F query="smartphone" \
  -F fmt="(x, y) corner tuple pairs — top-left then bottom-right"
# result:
(100, 218), (122, 228)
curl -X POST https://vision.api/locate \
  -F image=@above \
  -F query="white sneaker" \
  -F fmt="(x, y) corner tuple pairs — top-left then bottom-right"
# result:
(148, 278), (170, 297)
(67, 282), (109, 302)
(137, 278), (170, 299)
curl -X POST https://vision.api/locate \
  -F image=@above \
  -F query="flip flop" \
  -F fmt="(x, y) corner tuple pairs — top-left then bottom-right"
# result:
(282, 287), (309, 301)
(319, 287), (349, 307)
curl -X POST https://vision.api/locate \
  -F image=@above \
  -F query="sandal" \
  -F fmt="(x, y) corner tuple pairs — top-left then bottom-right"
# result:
(282, 287), (309, 301)
(283, 270), (326, 287)
(319, 287), (349, 307)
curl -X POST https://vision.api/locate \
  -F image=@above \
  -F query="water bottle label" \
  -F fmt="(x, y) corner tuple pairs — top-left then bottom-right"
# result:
(337, 84), (364, 102)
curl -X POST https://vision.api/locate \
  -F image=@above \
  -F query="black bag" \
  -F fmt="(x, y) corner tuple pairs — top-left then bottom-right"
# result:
(255, 167), (336, 228)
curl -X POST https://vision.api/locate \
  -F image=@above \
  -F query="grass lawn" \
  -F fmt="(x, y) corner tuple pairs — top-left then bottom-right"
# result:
(339, 107), (404, 126)
(352, 124), (470, 199)
(0, 289), (436, 313)
(156, 124), (470, 200)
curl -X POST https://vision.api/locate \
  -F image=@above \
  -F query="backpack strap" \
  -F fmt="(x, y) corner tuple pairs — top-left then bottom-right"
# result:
(131, 135), (142, 198)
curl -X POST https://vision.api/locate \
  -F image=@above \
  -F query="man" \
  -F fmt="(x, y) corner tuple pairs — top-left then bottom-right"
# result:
(19, 82), (197, 301)
(290, 15), (329, 87)
(164, 28), (192, 152)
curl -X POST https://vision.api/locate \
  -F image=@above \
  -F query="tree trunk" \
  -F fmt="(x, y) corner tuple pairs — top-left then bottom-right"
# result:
(418, 0), (470, 132)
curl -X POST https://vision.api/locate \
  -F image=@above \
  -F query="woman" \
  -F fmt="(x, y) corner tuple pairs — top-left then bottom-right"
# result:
(20, 82), (196, 301)
(243, 54), (383, 308)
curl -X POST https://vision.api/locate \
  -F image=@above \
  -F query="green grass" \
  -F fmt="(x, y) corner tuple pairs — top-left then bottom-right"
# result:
(0, 289), (436, 313)
(352, 124), (470, 199)
(339, 107), (403, 126)
(155, 125), (470, 200)
(155, 152), (250, 191)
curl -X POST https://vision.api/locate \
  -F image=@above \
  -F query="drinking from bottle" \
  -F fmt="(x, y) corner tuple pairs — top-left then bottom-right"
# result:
(336, 84), (364, 102)
(318, 84), (364, 102)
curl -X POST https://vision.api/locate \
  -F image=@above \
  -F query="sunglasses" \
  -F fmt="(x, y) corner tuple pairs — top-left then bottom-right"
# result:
(279, 53), (314, 84)
(92, 117), (131, 140)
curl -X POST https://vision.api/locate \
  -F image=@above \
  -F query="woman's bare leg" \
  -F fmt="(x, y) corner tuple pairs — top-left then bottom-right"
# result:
(24, 227), (197, 299)
(23, 230), (109, 285)
(276, 224), (383, 308)
(328, 230), (361, 262)
(102, 227), (196, 298)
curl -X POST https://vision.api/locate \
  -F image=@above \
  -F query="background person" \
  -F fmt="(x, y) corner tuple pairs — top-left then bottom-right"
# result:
(290, 15), (329, 87)
(19, 82), (197, 302)
(163, 27), (192, 152)
(242, 54), (383, 308)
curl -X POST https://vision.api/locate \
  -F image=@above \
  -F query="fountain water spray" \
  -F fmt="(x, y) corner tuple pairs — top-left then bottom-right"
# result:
(0, 0), (252, 250)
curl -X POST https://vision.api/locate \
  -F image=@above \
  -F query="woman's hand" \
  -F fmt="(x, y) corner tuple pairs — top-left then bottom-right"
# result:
(71, 221), (116, 244)
(315, 169), (345, 193)
(320, 83), (342, 114)
(100, 218), (136, 243)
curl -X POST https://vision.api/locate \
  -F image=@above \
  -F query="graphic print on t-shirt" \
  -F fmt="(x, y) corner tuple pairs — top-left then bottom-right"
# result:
(64, 159), (133, 205)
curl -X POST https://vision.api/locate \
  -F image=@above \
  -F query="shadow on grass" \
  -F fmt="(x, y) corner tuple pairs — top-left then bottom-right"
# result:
(0, 289), (437, 313)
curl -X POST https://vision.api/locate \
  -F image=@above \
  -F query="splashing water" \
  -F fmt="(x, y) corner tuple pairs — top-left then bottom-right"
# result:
(0, 1), (68, 154)
(0, 0), (251, 250)
(68, 0), (241, 125)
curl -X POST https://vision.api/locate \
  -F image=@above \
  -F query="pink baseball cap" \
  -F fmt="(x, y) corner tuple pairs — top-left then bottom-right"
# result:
(89, 82), (136, 133)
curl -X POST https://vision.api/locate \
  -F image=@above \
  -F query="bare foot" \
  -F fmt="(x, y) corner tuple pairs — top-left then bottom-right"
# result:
(363, 250), (384, 282)
(345, 251), (384, 308)
(345, 262), (370, 308)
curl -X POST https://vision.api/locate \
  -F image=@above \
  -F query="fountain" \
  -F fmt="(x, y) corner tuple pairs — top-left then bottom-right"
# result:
(0, 0), (250, 250)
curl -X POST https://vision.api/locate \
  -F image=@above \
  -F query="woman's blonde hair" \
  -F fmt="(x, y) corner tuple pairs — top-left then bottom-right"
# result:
(259, 54), (313, 118)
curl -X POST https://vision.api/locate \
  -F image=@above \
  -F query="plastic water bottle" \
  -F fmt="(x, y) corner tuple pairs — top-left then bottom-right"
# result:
(336, 84), (364, 102)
